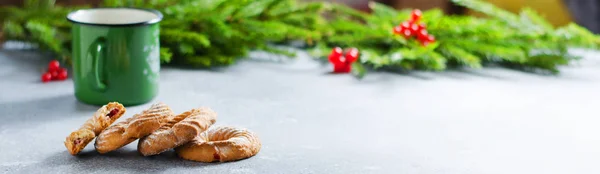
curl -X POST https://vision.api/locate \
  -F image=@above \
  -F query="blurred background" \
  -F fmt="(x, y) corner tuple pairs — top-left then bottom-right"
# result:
(0, 0), (597, 33)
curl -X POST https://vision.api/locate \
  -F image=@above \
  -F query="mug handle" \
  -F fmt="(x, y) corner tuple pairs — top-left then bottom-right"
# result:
(88, 38), (107, 91)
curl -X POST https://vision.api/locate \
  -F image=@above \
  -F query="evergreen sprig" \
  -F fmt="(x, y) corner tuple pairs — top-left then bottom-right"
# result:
(310, 0), (600, 76)
(1, 0), (599, 76)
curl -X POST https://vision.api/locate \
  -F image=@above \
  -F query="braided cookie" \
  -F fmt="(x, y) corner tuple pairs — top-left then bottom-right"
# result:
(95, 102), (173, 154)
(138, 107), (217, 156)
(64, 102), (125, 155)
(175, 126), (261, 162)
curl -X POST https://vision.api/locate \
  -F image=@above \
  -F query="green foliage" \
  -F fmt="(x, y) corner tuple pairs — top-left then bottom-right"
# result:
(25, 21), (61, 53)
(310, 0), (600, 77)
(1, 0), (323, 67)
(1, 0), (599, 76)
(3, 20), (25, 39)
(0, 1), (77, 62)
(438, 44), (481, 68)
(159, 47), (172, 63)
(146, 0), (323, 66)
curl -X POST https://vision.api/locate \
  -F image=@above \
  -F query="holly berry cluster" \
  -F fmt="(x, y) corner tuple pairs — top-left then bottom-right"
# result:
(41, 60), (68, 83)
(393, 9), (436, 46)
(328, 47), (359, 73)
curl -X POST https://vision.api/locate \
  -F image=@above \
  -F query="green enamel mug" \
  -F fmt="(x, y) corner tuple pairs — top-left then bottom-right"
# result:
(67, 8), (162, 106)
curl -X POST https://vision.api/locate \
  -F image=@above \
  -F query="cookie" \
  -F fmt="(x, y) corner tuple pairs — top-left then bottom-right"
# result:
(95, 102), (173, 154)
(175, 126), (261, 162)
(138, 107), (217, 156)
(64, 102), (125, 155)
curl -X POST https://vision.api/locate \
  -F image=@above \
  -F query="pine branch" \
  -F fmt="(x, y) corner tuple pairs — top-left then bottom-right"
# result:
(232, 0), (276, 19)
(1, 0), (599, 76)
(520, 8), (554, 31)
(160, 47), (173, 63)
(312, 0), (600, 76)
(2, 20), (25, 39)
(438, 44), (482, 68)
(25, 21), (62, 53)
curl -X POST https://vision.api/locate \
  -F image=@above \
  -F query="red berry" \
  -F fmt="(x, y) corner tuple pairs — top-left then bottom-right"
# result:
(328, 47), (343, 65)
(402, 29), (412, 38)
(345, 48), (359, 64)
(50, 71), (59, 80)
(41, 73), (52, 83)
(393, 26), (402, 34)
(58, 68), (67, 74)
(330, 47), (343, 57)
(418, 23), (426, 30)
(421, 41), (431, 47)
(417, 29), (429, 41)
(48, 60), (60, 72)
(427, 34), (436, 42)
(333, 64), (351, 73)
(410, 23), (420, 33)
(57, 69), (68, 80)
(411, 9), (422, 22)
(401, 21), (411, 29)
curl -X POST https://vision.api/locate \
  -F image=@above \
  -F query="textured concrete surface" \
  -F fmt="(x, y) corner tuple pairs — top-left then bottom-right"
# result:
(1, 48), (600, 174)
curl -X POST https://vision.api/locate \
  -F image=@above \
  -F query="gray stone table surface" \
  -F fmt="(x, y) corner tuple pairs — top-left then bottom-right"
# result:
(1, 48), (600, 174)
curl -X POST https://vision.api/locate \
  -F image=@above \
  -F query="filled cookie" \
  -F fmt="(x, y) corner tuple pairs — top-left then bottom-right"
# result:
(138, 107), (217, 156)
(175, 126), (261, 162)
(95, 102), (173, 154)
(64, 102), (125, 155)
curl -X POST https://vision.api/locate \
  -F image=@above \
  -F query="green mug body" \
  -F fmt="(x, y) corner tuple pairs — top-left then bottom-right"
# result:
(68, 8), (163, 106)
